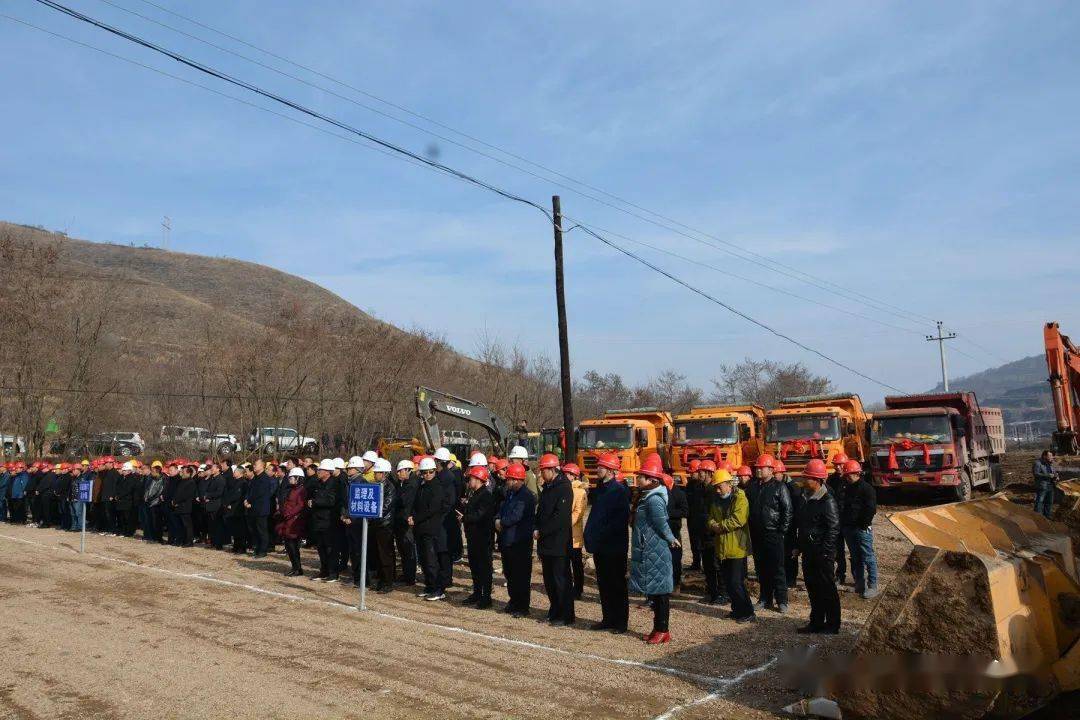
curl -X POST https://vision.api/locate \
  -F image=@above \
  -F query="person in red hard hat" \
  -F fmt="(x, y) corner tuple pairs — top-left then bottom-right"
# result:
(664, 472), (689, 593)
(535, 452), (575, 626)
(794, 459), (841, 634)
(563, 463), (588, 600)
(838, 459), (879, 599)
(747, 446), (793, 615)
(460, 464), (496, 608)
(583, 451), (630, 633)
(828, 452), (850, 584)
(630, 453), (680, 644)
(496, 461), (535, 618)
(684, 459), (706, 574)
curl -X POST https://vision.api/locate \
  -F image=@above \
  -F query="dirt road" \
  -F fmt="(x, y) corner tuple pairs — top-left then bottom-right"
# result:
(0, 473), (1015, 720)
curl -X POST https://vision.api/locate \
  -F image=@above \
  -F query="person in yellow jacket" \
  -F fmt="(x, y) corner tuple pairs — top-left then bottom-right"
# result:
(707, 471), (755, 623)
(563, 463), (588, 599)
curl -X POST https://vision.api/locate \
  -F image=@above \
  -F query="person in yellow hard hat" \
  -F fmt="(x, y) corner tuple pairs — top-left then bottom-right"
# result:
(708, 469), (754, 623)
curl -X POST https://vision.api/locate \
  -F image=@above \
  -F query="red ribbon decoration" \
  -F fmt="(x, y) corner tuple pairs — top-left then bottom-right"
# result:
(780, 439), (821, 459)
(887, 439), (931, 470)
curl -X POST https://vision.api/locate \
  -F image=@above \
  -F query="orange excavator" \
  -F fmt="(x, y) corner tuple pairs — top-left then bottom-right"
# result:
(1045, 322), (1080, 455)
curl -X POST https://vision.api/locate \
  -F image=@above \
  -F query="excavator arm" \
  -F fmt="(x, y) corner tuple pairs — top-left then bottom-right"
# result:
(415, 386), (510, 454)
(1045, 322), (1080, 455)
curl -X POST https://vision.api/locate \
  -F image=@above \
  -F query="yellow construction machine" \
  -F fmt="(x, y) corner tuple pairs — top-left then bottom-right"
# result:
(837, 494), (1080, 719)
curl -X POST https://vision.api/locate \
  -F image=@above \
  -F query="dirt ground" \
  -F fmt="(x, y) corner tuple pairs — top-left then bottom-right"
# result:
(0, 453), (1070, 720)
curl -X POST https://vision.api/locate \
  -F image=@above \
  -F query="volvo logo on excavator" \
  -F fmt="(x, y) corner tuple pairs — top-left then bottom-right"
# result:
(445, 404), (472, 417)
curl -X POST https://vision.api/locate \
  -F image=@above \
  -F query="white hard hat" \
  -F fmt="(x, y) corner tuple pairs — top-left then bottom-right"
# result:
(362, 450), (379, 464)
(373, 458), (392, 473)
(396, 459), (415, 471)
(288, 467), (304, 478)
(318, 459), (336, 472)
(121, 461), (134, 471)
(468, 452), (488, 467)
(332, 457), (346, 470)
(433, 447), (452, 462)
(508, 445), (528, 460)
(418, 457), (437, 471)
(346, 455), (364, 469)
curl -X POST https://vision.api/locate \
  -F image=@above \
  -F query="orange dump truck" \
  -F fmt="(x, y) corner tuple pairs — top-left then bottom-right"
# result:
(670, 404), (765, 482)
(764, 393), (869, 475)
(576, 408), (673, 488)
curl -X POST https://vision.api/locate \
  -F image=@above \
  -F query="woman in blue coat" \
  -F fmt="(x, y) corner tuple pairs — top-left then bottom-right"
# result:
(630, 453), (680, 645)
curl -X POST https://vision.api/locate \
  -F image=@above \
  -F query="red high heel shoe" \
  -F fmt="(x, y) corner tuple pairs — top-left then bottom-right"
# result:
(643, 631), (659, 643)
(646, 631), (671, 645)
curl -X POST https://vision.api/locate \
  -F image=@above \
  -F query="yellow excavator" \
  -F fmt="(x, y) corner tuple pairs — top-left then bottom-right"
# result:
(836, 493), (1080, 719)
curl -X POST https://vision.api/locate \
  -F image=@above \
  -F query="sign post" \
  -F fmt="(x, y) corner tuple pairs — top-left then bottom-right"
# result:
(348, 481), (383, 610)
(76, 476), (93, 554)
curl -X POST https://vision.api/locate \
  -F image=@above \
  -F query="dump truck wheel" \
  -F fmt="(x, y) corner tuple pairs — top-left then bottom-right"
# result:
(988, 463), (1003, 492)
(953, 469), (973, 502)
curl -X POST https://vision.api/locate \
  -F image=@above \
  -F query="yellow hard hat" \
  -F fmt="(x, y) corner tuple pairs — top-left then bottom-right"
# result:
(712, 469), (732, 486)
(81, 459), (90, 466)
(151, 459), (163, 469)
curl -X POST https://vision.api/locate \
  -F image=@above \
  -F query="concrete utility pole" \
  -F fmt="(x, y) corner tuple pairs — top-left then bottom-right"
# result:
(552, 196), (576, 459)
(161, 216), (171, 250)
(926, 321), (957, 391)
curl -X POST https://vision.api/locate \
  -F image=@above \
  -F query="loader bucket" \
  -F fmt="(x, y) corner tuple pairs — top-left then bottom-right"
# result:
(835, 494), (1080, 720)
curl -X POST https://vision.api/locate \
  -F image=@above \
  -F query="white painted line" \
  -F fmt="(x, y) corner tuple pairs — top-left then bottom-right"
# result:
(650, 655), (780, 720)
(1, 531), (727, 687)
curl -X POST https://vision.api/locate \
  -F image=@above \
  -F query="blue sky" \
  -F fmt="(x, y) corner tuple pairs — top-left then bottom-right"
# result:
(3, 0), (1079, 402)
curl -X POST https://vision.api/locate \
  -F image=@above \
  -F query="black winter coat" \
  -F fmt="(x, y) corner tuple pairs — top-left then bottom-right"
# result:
(412, 479), (446, 537)
(223, 475), (247, 517)
(114, 474), (136, 510)
(747, 479), (792, 536)
(839, 479), (876, 529)
(796, 489), (840, 560)
(309, 478), (340, 532)
(685, 480), (710, 532)
(203, 474), (226, 513)
(667, 484), (689, 535)
(372, 478), (398, 527)
(98, 470), (117, 501)
(535, 474), (573, 557)
(172, 478), (196, 514)
(395, 474), (419, 525)
(463, 486), (496, 549)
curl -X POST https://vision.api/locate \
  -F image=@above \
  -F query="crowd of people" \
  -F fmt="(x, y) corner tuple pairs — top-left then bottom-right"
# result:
(0, 444), (880, 643)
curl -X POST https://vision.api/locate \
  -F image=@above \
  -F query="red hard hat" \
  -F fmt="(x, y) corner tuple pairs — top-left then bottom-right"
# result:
(466, 465), (489, 481)
(718, 460), (734, 473)
(638, 452), (664, 479)
(775, 460), (787, 474)
(596, 452), (621, 471)
(802, 459), (829, 480)
(561, 462), (581, 477)
(505, 463), (526, 481)
(736, 465), (752, 477)
(411, 455), (423, 465)
(832, 452), (850, 466)
(687, 459), (701, 473)
(538, 453), (561, 470)
(661, 473), (674, 490)
(699, 459), (717, 472)
(842, 459), (863, 475)
(754, 453), (776, 469)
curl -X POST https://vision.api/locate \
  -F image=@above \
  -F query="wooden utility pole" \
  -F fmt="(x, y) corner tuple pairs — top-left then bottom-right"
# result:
(552, 196), (576, 459)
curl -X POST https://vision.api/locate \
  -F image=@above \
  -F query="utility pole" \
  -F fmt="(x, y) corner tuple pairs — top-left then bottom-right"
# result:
(552, 196), (576, 459)
(161, 215), (171, 250)
(926, 321), (957, 391)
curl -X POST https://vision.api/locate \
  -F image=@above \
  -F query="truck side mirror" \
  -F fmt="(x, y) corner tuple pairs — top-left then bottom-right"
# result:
(635, 428), (648, 447)
(740, 425), (751, 442)
(662, 427), (670, 444)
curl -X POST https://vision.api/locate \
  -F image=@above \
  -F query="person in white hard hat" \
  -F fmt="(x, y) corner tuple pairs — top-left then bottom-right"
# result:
(508, 445), (540, 497)
(329, 458), (349, 572)
(307, 459), (340, 582)
(433, 447), (463, 584)
(277, 467), (308, 576)
(408, 456), (447, 601)
(394, 459), (419, 585)
(370, 457), (397, 592)
(342, 456), (368, 586)
(361, 451), (379, 481)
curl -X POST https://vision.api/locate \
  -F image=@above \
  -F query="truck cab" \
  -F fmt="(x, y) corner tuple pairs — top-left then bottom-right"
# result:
(765, 393), (869, 475)
(869, 393), (1005, 500)
(671, 404), (764, 482)
(576, 408), (673, 488)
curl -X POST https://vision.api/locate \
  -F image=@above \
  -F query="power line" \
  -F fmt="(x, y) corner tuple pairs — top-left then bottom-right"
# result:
(99, 0), (939, 330)
(12, 3), (911, 393)
(0, 384), (395, 405)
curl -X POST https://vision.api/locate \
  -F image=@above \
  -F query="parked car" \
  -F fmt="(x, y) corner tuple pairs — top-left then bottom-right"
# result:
(247, 427), (319, 454)
(1, 433), (27, 455)
(160, 425), (238, 457)
(50, 433), (142, 457)
(104, 431), (145, 453)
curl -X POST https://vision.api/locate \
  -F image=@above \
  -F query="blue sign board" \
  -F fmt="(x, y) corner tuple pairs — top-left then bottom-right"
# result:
(77, 478), (93, 503)
(348, 482), (383, 519)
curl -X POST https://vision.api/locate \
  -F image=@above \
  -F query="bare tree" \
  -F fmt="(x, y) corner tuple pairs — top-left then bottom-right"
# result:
(711, 358), (832, 408)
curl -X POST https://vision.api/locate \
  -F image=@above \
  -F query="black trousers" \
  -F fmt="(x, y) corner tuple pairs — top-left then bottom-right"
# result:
(444, 512), (463, 561)
(540, 553), (575, 623)
(501, 541), (532, 612)
(315, 528), (339, 578)
(9, 498), (27, 523)
(649, 593), (670, 633)
(784, 530), (799, 586)
(722, 557), (754, 619)
(335, 522), (350, 570)
(177, 513), (194, 546)
(593, 551), (628, 630)
(284, 538), (303, 573)
(192, 505), (207, 542)
(394, 523), (417, 583)
(467, 539), (493, 599)
(373, 524), (396, 587)
(438, 547), (453, 590)
(208, 509), (227, 549)
(687, 524), (704, 569)
(671, 544), (684, 590)
(570, 547), (584, 598)
(418, 533), (443, 594)
(752, 531), (788, 606)
(803, 553), (841, 631)
(229, 513), (248, 552)
(346, 521), (368, 580)
(702, 542), (722, 600)
(247, 514), (269, 555)
(835, 534), (848, 581)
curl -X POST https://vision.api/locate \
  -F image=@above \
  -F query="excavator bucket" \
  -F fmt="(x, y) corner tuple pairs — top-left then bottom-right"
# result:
(1055, 479), (1080, 540)
(836, 494), (1080, 720)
